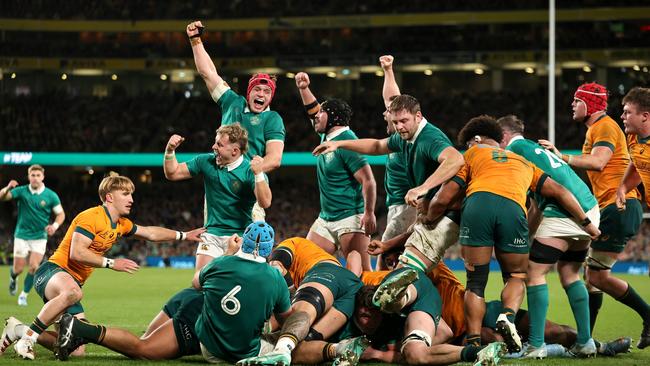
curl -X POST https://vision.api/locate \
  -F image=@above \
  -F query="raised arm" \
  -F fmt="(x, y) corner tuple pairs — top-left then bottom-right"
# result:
(250, 156), (272, 208)
(163, 134), (192, 181)
(353, 165), (377, 235)
(295, 72), (318, 108)
(405, 146), (465, 206)
(0, 180), (18, 201)
(616, 162), (642, 210)
(187, 21), (225, 95)
(380, 55), (400, 106)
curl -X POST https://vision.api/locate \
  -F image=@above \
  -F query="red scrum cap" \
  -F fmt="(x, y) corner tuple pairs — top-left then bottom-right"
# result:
(247, 73), (276, 101)
(574, 82), (608, 116)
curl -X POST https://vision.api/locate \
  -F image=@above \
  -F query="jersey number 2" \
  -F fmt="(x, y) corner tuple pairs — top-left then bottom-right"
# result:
(534, 148), (567, 169)
(221, 285), (242, 315)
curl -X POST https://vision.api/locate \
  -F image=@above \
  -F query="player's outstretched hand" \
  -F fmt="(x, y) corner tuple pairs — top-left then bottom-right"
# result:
(166, 134), (185, 153)
(185, 227), (207, 242)
(361, 211), (376, 236)
(226, 234), (242, 255)
(585, 222), (601, 240)
(5, 180), (18, 190)
(112, 258), (139, 274)
(367, 240), (387, 255)
(186, 21), (204, 38)
(250, 155), (265, 175)
(379, 55), (394, 70)
(312, 141), (338, 156)
(538, 139), (561, 157)
(295, 72), (310, 89)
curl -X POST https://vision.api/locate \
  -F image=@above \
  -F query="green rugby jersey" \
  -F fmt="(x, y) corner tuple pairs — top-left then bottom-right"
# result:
(385, 148), (410, 207)
(11, 185), (61, 240)
(217, 89), (285, 159)
(506, 136), (597, 217)
(196, 254), (290, 362)
(317, 128), (368, 221)
(387, 119), (454, 199)
(186, 153), (261, 236)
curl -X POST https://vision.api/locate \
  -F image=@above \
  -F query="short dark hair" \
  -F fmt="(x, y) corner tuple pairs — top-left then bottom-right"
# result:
(356, 285), (378, 309)
(458, 115), (503, 145)
(496, 115), (525, 134)
(622, 87), (650, 113)
(388, 94), (420, 115)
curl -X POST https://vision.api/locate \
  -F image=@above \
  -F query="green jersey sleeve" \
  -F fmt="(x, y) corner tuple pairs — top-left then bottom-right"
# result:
(185, 153), (214, 177)
(216, 89), (244, 113)
(387, 133), (403, 152)
(10, 185), (25, 201)
(263, 113), (286, 142)
(339, 149), (368, 175)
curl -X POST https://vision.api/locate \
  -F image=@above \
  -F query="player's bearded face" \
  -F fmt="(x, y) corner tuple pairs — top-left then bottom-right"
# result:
(247, 85), (273, 113)
(391, 109), (420, 140)
(353, 306), (383, 335)
(312, 110), (327, 133)
(572, 98), (588, 122)
(28, 171), (44, 189)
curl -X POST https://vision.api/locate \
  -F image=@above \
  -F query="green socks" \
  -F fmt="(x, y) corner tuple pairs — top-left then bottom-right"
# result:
(618, 284), (650, 320)
(72, 318), (107, 344)
(589, 291), (603, 332)
(23, 273), (34, 293)
(460, 344), (482, 362)
(565, 280), (591, 344)
(526, 284), (548, 348)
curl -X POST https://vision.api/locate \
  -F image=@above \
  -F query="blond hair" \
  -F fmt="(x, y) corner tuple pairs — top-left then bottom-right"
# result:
(98, 173), (135, 203)
(216, 123), (249, 155)
(28, 164), (44, 174)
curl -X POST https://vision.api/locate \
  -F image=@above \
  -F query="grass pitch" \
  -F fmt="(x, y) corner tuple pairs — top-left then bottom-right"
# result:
(1, 265), (650, 365)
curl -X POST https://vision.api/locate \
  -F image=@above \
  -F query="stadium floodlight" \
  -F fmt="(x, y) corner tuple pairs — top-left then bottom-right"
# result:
(326, 71), (337, 78)
(61, 73), (68, 80)
(111, 74), (118, 80)
(474, 68), (484, 75)
(525, 67), (535, 74)
(11, 73), (16, 79)
(285, 72), (295, 78)
(424, 69), (433, 76)
(160, 74), (168, 80)
(374, 70), (384, 77)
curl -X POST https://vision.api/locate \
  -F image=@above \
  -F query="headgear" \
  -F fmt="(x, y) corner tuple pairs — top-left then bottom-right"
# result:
(242, 221), (275, 257)
(247, 73), (276, 104)
(321, 98), (353, 132)
(574, 82), (608, 116)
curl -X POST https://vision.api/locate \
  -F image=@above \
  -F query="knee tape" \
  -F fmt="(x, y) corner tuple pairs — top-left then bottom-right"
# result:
(466, 263), (490, 298)
(400, 329), (432, 354)
(293, 286), (326, 318)
(529, 240), (564, 264)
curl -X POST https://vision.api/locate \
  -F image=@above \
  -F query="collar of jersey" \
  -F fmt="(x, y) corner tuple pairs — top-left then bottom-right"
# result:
(102, 205), (118, 229)
(325, 126), (351, 141)
(507, 135), (525, 147)
(638, 134), (650, 144)
(407, 117), (428, 144)
(28, 184), (45, 195)
(235, 251), (267, 263)
(244, 105), (271, 113)
(222, 155), (244, 171)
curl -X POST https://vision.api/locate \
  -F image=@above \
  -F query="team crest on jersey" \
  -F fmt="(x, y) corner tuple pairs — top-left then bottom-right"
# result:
(324, 152), (335, 164)
(40, 200), (46, 207)
(250, 115), (261, 126)
(229, 179), (242, 193)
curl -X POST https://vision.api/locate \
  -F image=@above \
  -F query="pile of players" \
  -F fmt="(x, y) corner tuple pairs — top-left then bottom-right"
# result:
(2, 20), (650, 365)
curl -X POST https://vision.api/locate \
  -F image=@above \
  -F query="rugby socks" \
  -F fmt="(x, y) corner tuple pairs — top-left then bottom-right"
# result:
(565, 280), (591, 344)
(588, 291), (603, 332)
(466, 334), (481, 346)
(23, 273), (34, 293)
(617, 284), (650, 321)
(274, 334), (297, 353)
(460, 344), (482, 362)
(71, 318), (107, 344)
(9, 268), (18, 280)
(526, 284), (548, 348)
(26, 317), (47, 342)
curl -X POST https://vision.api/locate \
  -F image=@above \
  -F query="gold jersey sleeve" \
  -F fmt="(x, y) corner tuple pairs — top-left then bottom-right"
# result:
(427, 262), (466, 338)
(584, 116), (638, 208)
(49, 206), (135, 284)
(276, 237), (339, 288)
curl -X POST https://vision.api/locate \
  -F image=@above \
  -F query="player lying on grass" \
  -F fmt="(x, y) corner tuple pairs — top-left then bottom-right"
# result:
(50, 222), (292, 362)
(1, 174), (205, 361)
